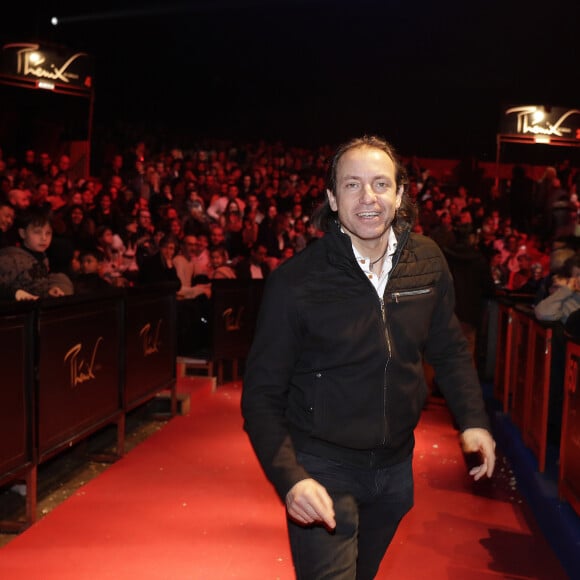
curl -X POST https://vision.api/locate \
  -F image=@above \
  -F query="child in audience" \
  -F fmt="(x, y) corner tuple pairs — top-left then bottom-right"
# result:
(73, 248), (112, 295)
(0, 206), (73, 300)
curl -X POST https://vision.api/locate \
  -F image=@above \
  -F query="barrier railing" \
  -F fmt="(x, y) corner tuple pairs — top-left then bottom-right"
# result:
(508, 306), (533, 431)
(493, 297), (579, 516)
(0, 302), (36, 531)
(176, 279), (265, 386)
(561, 340), (580, 517)
(494, 301), (513, 413)
(522, 319), (554, 473)
(0, 283), (177, 531)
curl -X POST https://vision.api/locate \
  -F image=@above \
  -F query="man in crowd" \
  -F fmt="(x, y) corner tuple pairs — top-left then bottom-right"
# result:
(242, 135), (495, 579)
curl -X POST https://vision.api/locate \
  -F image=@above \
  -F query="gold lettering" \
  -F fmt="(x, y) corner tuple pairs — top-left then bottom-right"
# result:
(505, 106), (580, 138)
(63, 337), (103, 389)
(139, 320), (163, 356)
(9, 44), (87, 84)
(222, 307), (244, 331)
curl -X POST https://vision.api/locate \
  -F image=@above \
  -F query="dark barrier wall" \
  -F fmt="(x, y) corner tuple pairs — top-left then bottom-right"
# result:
(210, 279), (264, 361)
(124, 283), (177, 409)
(0, 303), (35, 484)
(37, 293), (124, 460)
(0, 285), (177, 529)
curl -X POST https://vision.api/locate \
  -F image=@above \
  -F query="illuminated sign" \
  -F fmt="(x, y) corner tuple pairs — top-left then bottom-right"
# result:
(0, 42), (92, 94)
(500, 105), (580, 144)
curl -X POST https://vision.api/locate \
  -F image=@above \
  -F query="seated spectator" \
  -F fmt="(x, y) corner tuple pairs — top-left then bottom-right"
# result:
(149, 183), (175, 227)
(290, 217), (308, 253)
(61, 203), (96, 252)
(138, 233), (180, 285)
(7, 188), (31, 212)
(167, 217), (184, 245)
(516, 262), (545, 297)
(118, 215), (141, 281)
(241, 214), (259, 254)
(223, 203), (245, 260)
(499, 233), (524, 273)
(535, 254), (580, 323)
(95, 225), (128, 286)
(417, 198), (439, 236)
(507, 254), (532, 291)
(191, 233), (212, 281)
(182, 197), (211, 238)
(429, 210), (456, 250)
(207, 184), (245, 223)
(209, 244), (236, 279)
(73, 248), (112, 295)
(173, 235), (211, 299)
(0, 206), (73, 300)
(489, 249), (508, 289)
(258, 212), (291, 265)
(91, 191), (124, 234)
(0, 198), (15, 248)
(235, 243), (270, 280)
(279, 245), (296, 265)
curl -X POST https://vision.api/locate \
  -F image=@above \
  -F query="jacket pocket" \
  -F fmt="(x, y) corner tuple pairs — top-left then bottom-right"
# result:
(389, 287), (432, 303)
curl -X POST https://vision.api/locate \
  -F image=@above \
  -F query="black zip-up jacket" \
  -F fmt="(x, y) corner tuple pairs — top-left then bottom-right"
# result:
(242, 221), (491, 500)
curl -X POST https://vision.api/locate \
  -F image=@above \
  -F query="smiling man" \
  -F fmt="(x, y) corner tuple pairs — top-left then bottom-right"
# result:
(242, 135), (495, 580)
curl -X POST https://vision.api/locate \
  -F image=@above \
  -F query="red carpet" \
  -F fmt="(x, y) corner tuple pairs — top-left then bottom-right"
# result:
(0, 380), (568, 579)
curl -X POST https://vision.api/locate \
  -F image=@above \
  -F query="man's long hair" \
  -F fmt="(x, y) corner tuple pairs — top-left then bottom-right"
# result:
(312, 135), (416, 232)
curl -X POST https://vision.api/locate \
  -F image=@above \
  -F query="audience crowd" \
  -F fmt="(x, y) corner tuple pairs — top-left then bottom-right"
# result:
(1, 139), (580, 350)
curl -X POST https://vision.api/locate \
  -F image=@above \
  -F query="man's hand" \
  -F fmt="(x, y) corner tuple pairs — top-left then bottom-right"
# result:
(286, 478), (336, 530)
(460, 428), (496, 480)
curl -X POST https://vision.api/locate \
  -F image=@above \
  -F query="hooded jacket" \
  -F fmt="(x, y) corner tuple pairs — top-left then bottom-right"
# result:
(242, 221), (490, 499)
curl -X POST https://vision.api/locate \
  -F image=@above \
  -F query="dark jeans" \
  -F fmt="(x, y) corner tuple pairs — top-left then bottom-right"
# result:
(288, 452), (414, 580)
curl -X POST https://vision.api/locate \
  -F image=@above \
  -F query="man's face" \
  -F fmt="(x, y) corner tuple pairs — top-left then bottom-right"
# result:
(506, 236), (518, 252)
(327, 146), (402, 252)
(100, 195), (112, 210)
(210, 228), (225, 246)
(110, 175), (123, 189)
(251, 245), (267, 264)
(138, 211), (152, 227)
(39, 153), (51, 168)
(0, 205), (15, 232)
(184, 236), (198, 256)
(59, 155), (70, 171)
(82, 189), (94, 205)
(11, 189), (31, 210)
(20, 223), (52, 253)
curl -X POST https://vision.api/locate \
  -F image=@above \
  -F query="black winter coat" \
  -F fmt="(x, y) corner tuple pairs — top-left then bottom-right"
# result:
(242, 221), (490, 499)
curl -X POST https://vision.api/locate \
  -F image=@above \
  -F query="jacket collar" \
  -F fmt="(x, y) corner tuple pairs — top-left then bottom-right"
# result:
(326, 219), (411, 271)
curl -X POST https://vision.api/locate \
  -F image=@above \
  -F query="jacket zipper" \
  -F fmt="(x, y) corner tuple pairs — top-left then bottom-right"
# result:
(380, 296), (391, 446)
(377, 228), (409, 448)
(391, 288), (431, 303)
(342, 225), (411, 448)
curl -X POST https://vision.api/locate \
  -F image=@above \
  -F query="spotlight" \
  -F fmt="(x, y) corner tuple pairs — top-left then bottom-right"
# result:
(51, 16), (58, 26)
